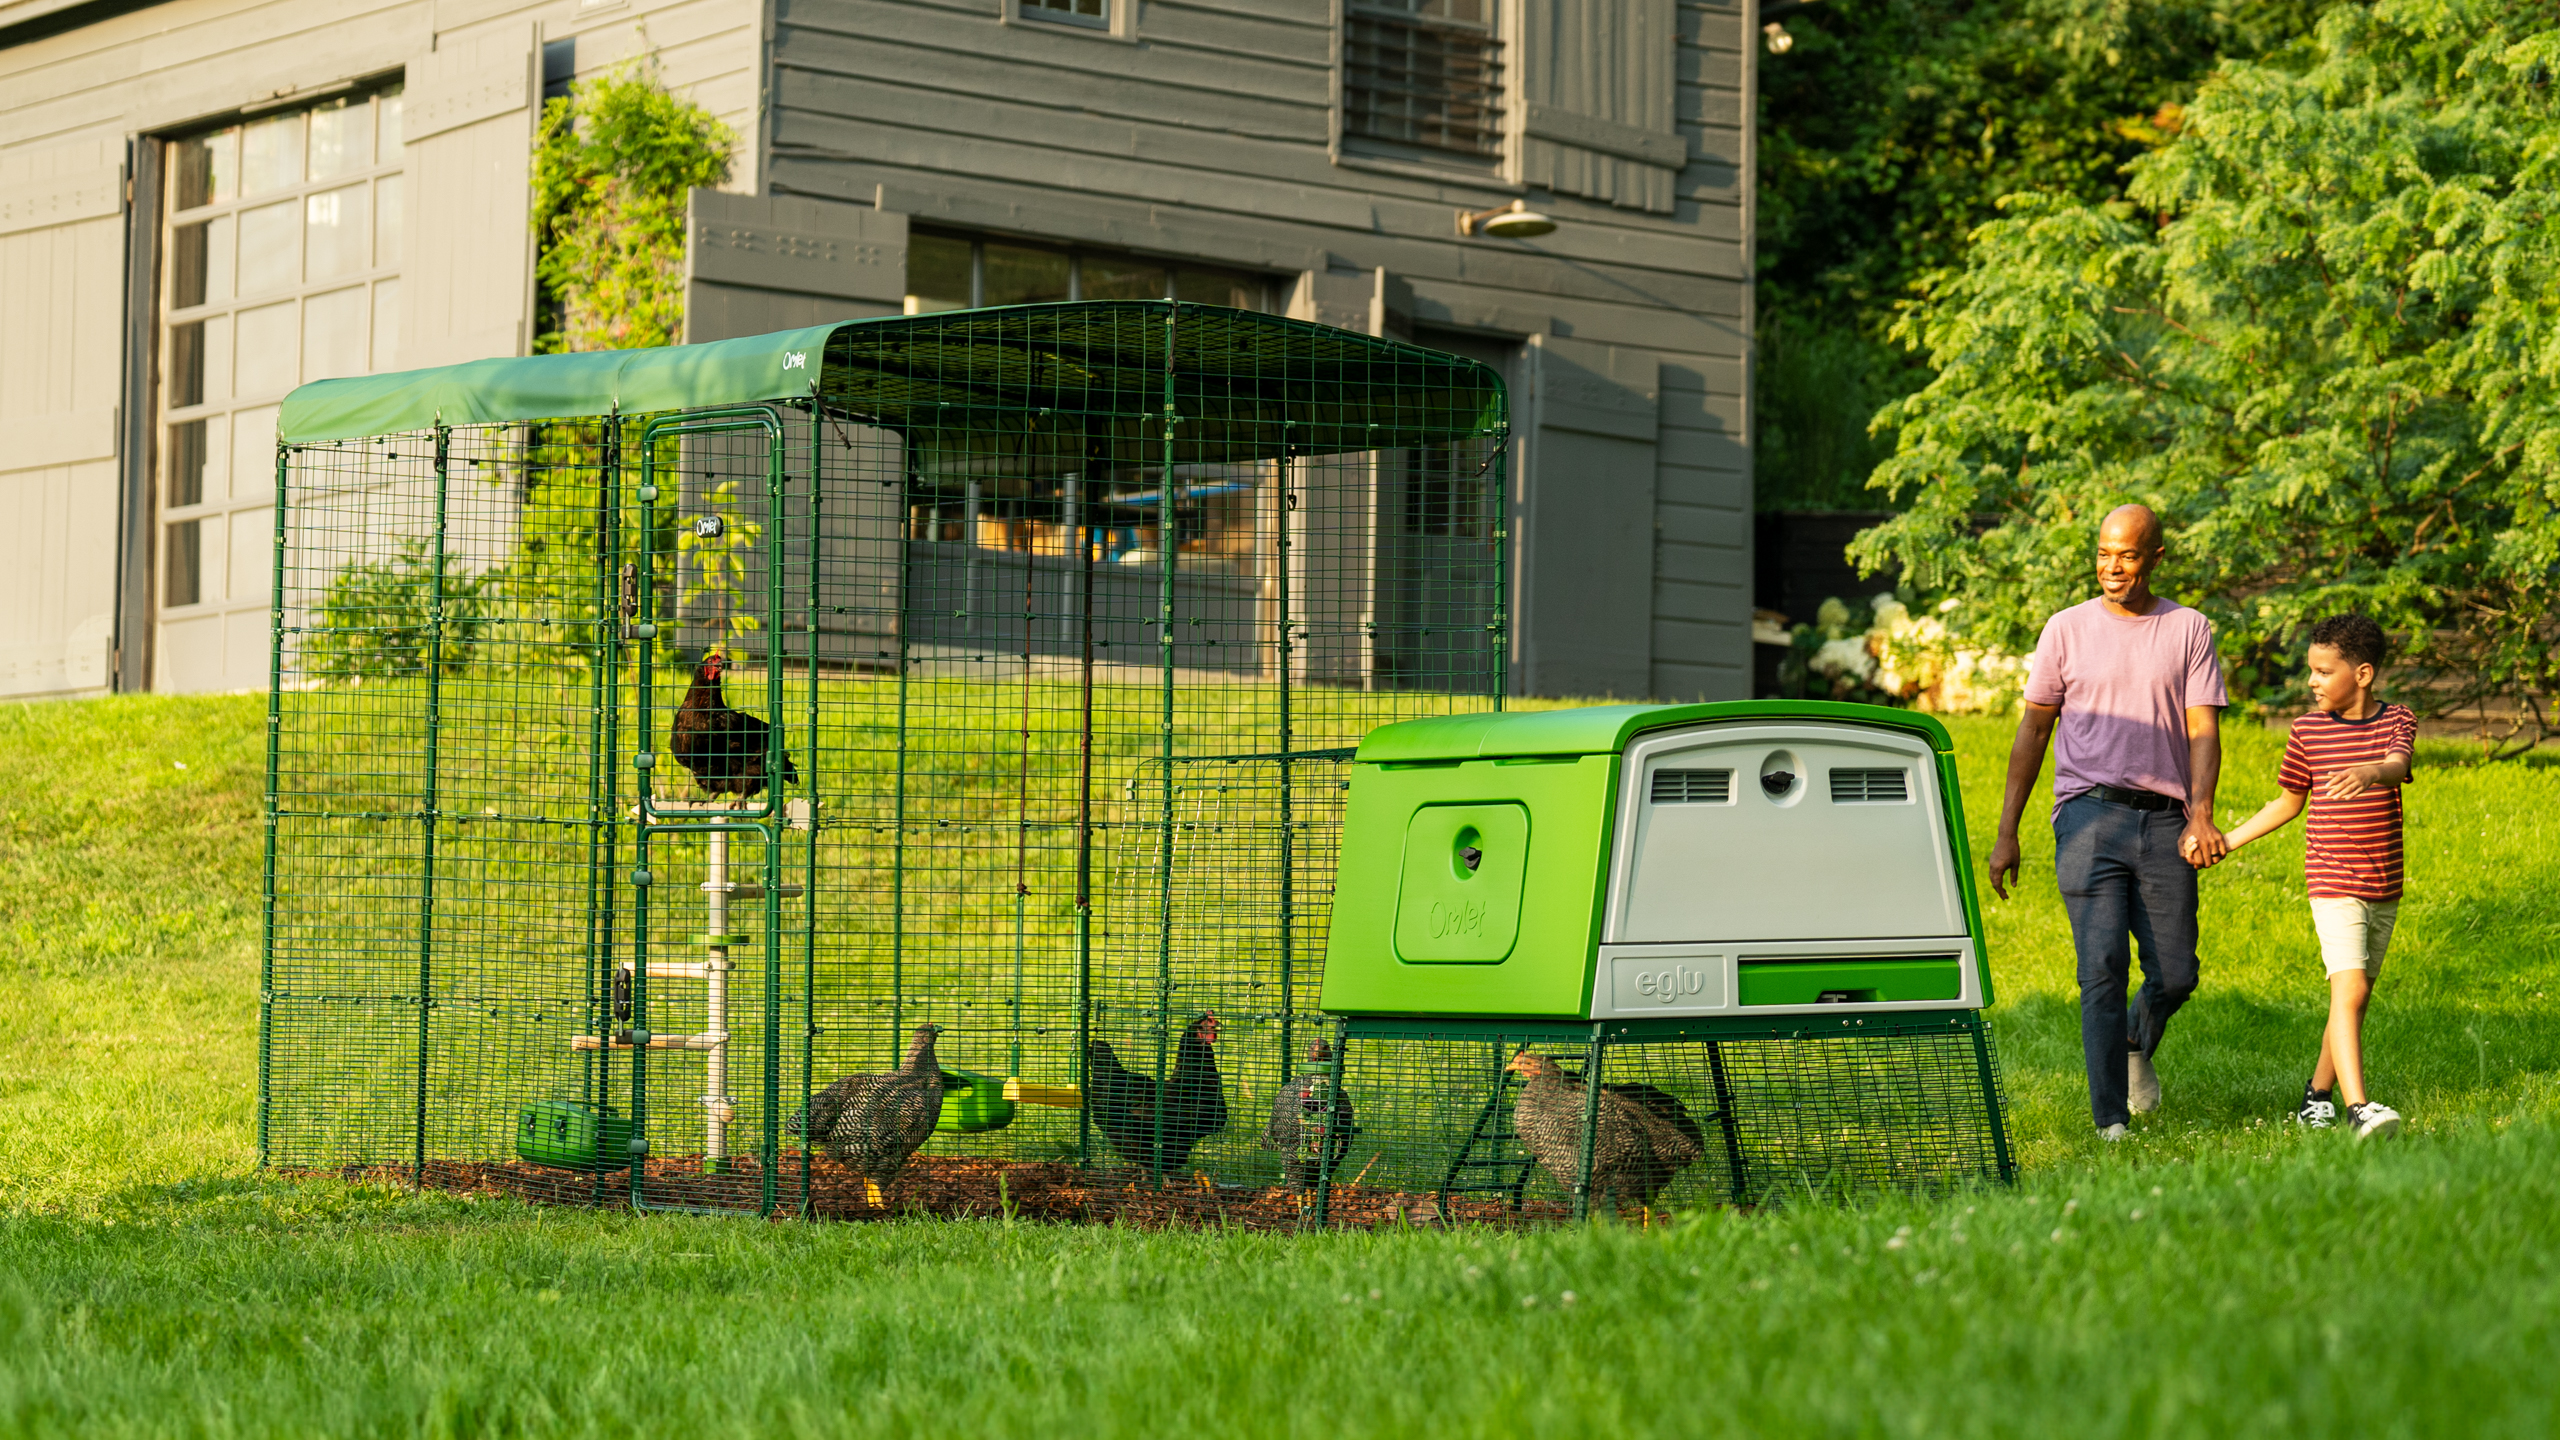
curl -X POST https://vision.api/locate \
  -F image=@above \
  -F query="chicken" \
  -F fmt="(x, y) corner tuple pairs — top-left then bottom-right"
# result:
(1506, 1051), (1703, 1219)
(668, 649), (799, 804)
(1085, 1013), (1229, 1175)
(1259, 1037), (1355, 1191)
(789, 1024), (945, 1208)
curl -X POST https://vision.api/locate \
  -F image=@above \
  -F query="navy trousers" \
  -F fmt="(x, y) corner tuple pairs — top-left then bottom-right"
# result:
(2053, 793), (2202, 1128)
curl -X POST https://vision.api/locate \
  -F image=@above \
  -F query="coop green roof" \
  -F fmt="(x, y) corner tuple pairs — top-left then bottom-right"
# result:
(1352, 700), (1957, 763)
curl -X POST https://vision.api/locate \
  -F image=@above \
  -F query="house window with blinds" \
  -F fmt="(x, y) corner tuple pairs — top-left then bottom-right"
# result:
(1343, 1), (1505, 162)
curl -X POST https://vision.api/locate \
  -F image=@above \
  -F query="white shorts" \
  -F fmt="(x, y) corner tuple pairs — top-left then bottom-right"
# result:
(2310, 896), (2399, 979)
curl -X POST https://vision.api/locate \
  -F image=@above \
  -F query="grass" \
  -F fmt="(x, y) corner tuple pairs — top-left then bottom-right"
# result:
(2, 693), (2556, 1436)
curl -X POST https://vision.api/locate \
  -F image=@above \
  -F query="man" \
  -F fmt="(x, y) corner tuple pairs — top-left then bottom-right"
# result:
(1988, 505), (2228, 1139)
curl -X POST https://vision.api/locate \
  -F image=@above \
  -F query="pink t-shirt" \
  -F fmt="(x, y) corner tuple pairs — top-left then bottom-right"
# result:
(2023, 596), (2228, 807)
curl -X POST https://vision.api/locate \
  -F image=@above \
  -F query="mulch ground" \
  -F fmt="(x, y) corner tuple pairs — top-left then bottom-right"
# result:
(293, 1154), (1575, 1230)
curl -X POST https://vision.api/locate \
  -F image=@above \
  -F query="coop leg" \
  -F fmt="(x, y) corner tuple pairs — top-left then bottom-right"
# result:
(1572, 1036), (1606, 1223)
(1310, 1021), (1346, 1231)
(1706, 1039), (1748, 1206)
(1969, 1016), (2017, 1186)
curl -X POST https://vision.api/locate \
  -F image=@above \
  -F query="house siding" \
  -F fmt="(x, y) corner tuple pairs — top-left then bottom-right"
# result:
(0, 0), (1750, 700)
(764, 0), (1754, 701)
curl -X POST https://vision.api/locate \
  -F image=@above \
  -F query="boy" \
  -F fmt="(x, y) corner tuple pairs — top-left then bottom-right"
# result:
(2208, 614), (2414, 1139)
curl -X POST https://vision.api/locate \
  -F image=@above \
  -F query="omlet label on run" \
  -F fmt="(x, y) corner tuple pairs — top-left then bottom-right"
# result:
(782, 351), (808, 371)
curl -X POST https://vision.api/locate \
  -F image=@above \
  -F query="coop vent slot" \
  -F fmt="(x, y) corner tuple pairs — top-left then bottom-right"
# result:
(1650, 768), (1733, 804)
(1829, 767), (1910, 804)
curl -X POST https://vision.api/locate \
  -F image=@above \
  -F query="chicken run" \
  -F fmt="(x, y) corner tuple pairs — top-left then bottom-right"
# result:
(262, 303), (2012, 1227)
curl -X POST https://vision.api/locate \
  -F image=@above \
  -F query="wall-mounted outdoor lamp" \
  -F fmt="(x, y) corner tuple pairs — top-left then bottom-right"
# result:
(1455, 199), (1558, 239)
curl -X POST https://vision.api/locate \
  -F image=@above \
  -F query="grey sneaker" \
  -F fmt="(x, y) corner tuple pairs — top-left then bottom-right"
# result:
(2128, 1051), (2161, 1114)
(2098, 1123), (2130, 1142)
(2347, 1102), (2401, 1139)
(2294, 1097), (2336, 1129)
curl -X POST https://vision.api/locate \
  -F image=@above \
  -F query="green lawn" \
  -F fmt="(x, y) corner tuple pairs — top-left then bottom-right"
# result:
(2, 694), (2556, 1437)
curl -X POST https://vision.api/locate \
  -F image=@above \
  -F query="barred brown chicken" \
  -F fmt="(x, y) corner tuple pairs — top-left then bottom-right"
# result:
(1259, 1037), (1355, 1191)
(790, 1024), (945, 1208)
(1506, 1050), (1703, 1218)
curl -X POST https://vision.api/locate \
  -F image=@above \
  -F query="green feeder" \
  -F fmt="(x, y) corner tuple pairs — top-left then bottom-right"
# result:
(515, 1100), (635, 1171)
(1319, 700), (1994, 1020)
(934, 1068), (1016, 1134)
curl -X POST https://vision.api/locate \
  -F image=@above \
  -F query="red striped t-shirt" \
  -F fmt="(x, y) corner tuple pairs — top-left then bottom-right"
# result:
(2277, 704), (2417, 899)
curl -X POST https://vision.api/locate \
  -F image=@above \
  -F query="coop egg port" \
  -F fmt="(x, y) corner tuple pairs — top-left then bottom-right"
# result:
(264, 301), (2007, 1227)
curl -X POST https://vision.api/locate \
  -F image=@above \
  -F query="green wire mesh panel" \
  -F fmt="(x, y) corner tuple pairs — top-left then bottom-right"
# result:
(262, 302), (1510, 1221)
(1313, 1019), (2012, 1226)
(263, 301), (2008, 1225)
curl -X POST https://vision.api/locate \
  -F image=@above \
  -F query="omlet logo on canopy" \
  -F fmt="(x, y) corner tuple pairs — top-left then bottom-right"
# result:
(782, 351), (808, 371)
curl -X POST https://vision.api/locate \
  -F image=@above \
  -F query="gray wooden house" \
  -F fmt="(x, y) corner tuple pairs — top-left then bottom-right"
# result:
(0, 0), (1754, 702)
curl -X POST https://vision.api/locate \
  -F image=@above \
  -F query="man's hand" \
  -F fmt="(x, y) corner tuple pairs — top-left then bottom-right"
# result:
(2181, 812), (2228, 868)
(2323, 763), (2385, 800)
(1990, 702), (2061, 903)
(1988, 832), (2023, 900)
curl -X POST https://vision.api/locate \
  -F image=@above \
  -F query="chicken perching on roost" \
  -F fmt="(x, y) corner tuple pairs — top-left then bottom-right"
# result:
(789, 1024), (945, 1209)
(1086, 1013), (1229, 1177)
(1259, 1037), (1356, 1191)
(1506, 1050), (1703, 1222)
(669, 648), (799, 806)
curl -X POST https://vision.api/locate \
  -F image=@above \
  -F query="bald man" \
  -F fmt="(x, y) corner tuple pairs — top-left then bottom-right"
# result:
(1988, 505), (2228, 1139)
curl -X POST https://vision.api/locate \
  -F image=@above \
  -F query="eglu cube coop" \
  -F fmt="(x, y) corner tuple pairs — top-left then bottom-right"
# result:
(262, 300), (2008, 1227)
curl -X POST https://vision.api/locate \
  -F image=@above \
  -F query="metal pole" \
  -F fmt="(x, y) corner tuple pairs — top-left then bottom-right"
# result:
(800, 404), (822, 1218)
(596, 409), (622, 1204)
(1274, 453), (1295, 1091)
(890, 450), (913, 1066)
(1075, 466), (1096, 1168)
(1148, 303), (1178, 1184)
(258, 440), (289, 1169)
(412, 423), (452, 1189)
(705, 830), (731, 1170)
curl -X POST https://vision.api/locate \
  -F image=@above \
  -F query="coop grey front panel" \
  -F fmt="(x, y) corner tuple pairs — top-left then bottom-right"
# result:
(1588, 936), (1984, 1019)
(1602, 722), (1967, 945)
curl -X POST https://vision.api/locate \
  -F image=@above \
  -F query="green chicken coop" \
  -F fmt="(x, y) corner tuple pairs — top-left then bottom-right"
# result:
(1305, 700), (2014, 1219)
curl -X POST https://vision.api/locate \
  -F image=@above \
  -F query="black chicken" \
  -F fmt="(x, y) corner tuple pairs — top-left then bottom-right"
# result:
(1086, 1013), (1228, 1175)
(1507, 1050), (1703, 1219)
(789, 1024), (945, 1209)
(669, 649), (798, 803)
(1259, 1037), (1356, 1191)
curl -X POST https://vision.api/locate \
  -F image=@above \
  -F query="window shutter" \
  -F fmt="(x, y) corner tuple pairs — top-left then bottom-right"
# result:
(683, 190), (908, 342)
(399, 25), (535, 368)
(1522, 333), (1657, 696)
(1517, 0), (1684, 213)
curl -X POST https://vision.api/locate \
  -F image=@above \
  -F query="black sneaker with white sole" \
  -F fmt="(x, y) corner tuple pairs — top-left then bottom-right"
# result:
(2295, 1096), (2336, 1129)
(2345, 1101), (2402, 1139)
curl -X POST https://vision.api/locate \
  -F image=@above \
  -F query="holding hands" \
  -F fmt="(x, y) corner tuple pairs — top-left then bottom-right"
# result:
(2180, 815), (2229, 870)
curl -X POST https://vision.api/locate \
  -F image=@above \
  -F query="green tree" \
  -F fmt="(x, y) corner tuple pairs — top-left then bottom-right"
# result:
(531, 53), (735, 353)
(1755, 0), (2321, 509)
(1854, 0), (2560, 750)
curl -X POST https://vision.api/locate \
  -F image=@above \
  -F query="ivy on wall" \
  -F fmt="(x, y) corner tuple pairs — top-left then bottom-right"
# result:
(530, 54), (735, 353)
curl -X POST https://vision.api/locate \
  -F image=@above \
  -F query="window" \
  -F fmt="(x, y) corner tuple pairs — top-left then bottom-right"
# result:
(1401, 442), (1492, 539)
(903, 232), (1276, 315)
(157, 84), (404, 692)
(1344, 0), (1504, 161)
(1019, 0), (1107, 27)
